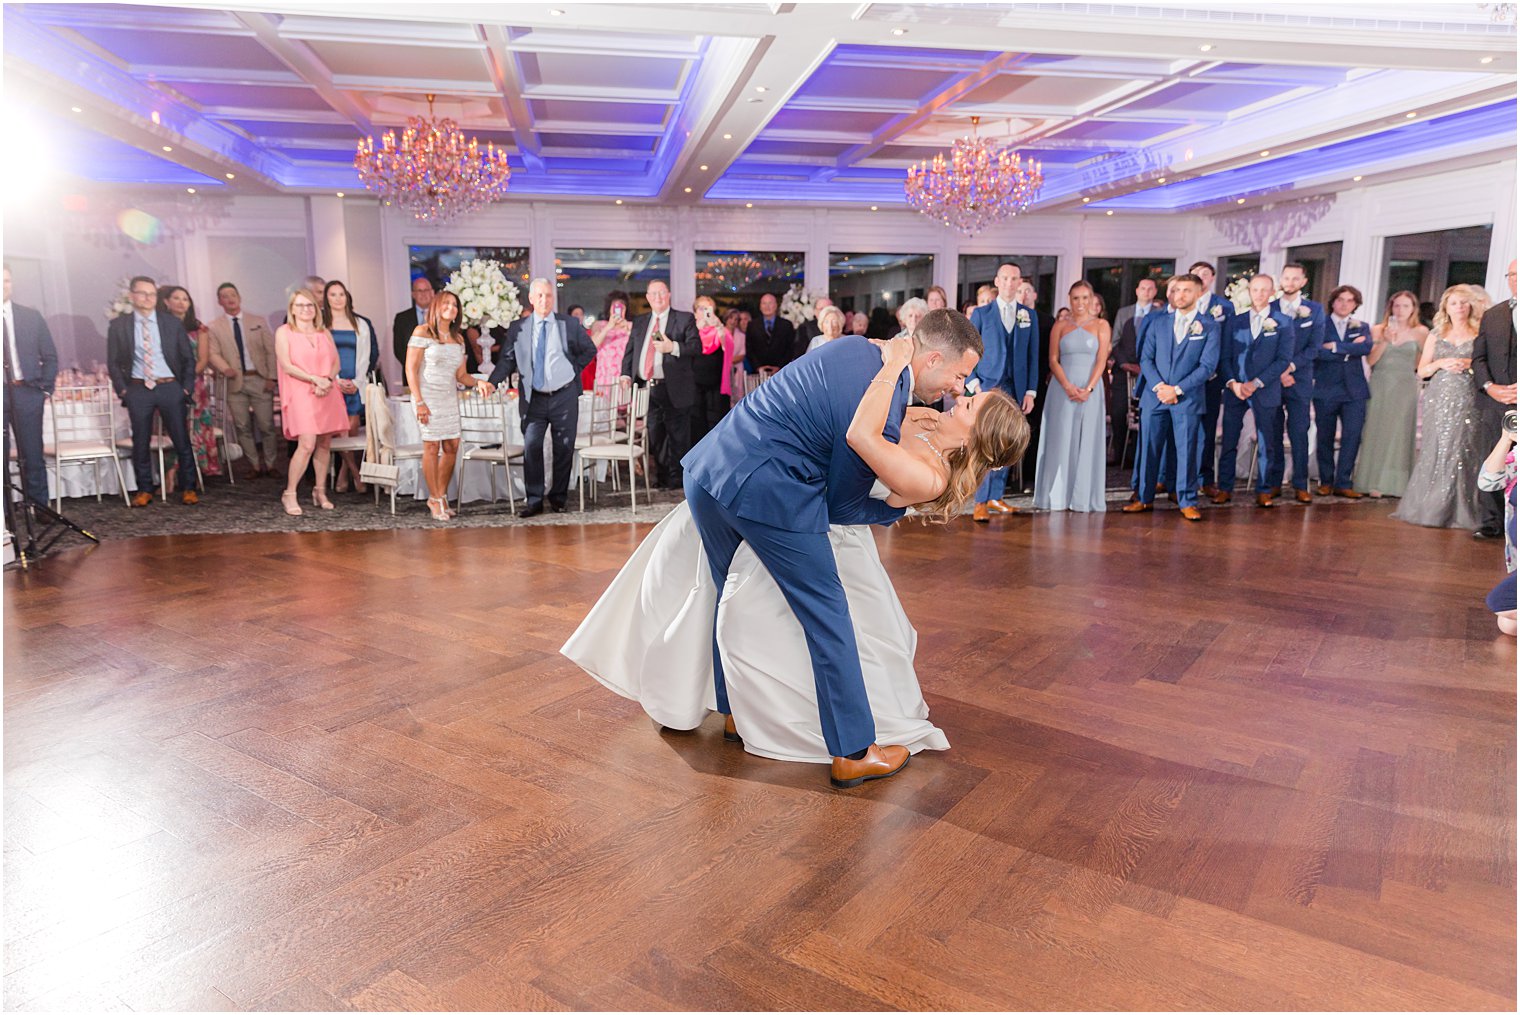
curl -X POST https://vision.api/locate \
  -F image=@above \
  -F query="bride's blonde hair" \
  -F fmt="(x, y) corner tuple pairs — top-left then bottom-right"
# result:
(913, 388), (1030, 524)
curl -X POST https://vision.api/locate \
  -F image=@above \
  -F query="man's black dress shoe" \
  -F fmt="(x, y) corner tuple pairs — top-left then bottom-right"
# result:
(1474, 528), (1503, 540)
(518, 502), (545, 518)
(549, 501), (567, 513)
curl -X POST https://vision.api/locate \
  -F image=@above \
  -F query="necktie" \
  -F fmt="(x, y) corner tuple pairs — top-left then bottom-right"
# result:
(764, 317), (773, 336)
(533, 318), (548, 390)
(1336, 319), (1346, 341)
(1251, 312), (1262, 339)
(141, 317), (157, 389)
(4, 307), (18, 382)
(1001, 301), (1013, 332)
(233, 316), (248, 371)
(641, 318), (657, 379)
(1175, 314), (1187, 345)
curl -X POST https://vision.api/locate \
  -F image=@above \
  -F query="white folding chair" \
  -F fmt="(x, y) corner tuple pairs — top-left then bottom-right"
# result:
(574, 383), (624, 500)
(365, 390), (424, 514)
(458, 390), (524, 514)
(210, 372), (237, 484)
(48, 384), (130, 510)
(576, 384), (650, 513)
(327, 381), (368, 490)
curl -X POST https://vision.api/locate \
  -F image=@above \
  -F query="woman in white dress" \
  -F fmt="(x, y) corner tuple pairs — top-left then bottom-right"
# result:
(405, 291), (494, 522)
(563, 336), (1031, 766)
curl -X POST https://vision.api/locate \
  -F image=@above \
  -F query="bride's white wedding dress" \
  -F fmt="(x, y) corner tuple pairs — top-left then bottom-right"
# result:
(561, 494), (949, 764)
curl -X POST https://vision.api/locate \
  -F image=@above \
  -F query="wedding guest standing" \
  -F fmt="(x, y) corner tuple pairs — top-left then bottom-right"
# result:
(272, 275), (325, 329)
(1109, 277), (1160, 465)
(207, 282), (278, 478)
(692, 295), (733, 442)
(968, 263), (1039, 520)
(409, 291), (495, 522)
(1311, 284), (1373, 497)
(322, 280), (379, 495)
(587, 290), (633, 392)
(1122, 273), (1221, 522)
(489, 278), (595, 516)
(620, 279), (698, 490)
(109, 275), (198, 506)
(806, 305), (846, 354)
(1393, 284), (1490, 529)
(926, 286), (949, 311)
(724, 309), (748, 401)
(744, 292), (796, 374)
(275, 288), (349, 516)
(894, 297), (928, 340)
(158, 285), (219, 487)
(1472, 260), (1518, 539)
(1352, 290), (1426, 497)
(2, 264), (57, 506)
(1033, 281), (1109, 512)
(393, 276), (434, 382)
(795, 295), (833, 352)
(1189, 262), (1231, 499)
(1211, 275), (1292, 507)
(847, 311), (868, 336)
(1271, 263), (1324, 502)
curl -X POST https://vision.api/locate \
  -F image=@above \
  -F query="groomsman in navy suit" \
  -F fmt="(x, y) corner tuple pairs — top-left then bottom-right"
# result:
(968, 262), (1038, 521)
(1271, 262), (1323, 503)
(1122, 273), (1221, 522)
(1190, 261), (1233, 499)
(1210, 274), (1292, 508)
(1129, 275), (1179, 503)
(2, 264), (58, 506)
(1312, 284), (1372, 497)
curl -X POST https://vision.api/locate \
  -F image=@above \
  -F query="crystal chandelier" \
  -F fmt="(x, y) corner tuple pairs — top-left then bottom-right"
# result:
(354, 94), (512, 222)
(697, 255), (765, 291)
(904, 117), (1043, 236)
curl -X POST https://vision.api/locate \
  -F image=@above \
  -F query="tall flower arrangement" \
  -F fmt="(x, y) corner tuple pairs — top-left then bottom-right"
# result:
(778, 283), (827, 328)
(444, 258), (522, 331)
(104, 277), (134, 320)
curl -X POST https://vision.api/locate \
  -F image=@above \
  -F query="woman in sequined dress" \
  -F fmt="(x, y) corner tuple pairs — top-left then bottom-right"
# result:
(1392, 284), (1490, 529)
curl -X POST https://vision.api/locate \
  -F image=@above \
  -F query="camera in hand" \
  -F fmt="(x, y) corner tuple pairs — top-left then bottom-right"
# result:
(1505, 409), (1516, 437)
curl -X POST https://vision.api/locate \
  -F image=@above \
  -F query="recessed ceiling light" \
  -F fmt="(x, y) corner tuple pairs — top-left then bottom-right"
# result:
(615, 198), (623, 205)
(1481, 56), (1495, 64)
(754, 86), (768, 93)
(870, 205), (878, 211)
(892, 28), (907, 36)
(1105, 210), (1114, 216)
(722, 133), (732, 140)
(1199, 44), (1213, 52)
(162, 145), (173, 152)
(699, 164), (708, 171)
(1236, 198), (1246, 204)
(1081, 197), (1090, 203)
(745, 202), (753, 208)
(549, 8), (564, 14)
(151, 111), (160, 124)
(746, 98), (762, 103)
(225, 172), (235, 180)
(1157, 177), (1167, 183)
(683, 186), (692, 193)
(70, 106), (82, 113)
(336, 191), (345, 197)
(1353, 175), (1363, 181)
(1259, 150), (1270, 156)
(186, 187), (196, 194)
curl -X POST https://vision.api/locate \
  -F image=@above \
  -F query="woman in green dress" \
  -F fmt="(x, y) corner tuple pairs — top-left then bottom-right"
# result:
(1353, 290), (1426, 497)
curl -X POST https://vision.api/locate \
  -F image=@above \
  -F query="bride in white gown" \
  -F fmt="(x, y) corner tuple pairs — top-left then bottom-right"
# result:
(562, 337), (1030, 765)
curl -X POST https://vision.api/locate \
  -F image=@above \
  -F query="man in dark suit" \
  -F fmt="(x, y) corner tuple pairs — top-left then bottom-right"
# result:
(1474, 259), (1518, 539)
(1271, 262), (1324, 503)
(2, 264), (58, 506)
(682, 311), (982, 786)
(1312, 284), (1373, 497)
(487, 277), (595, 516)
(1121, 273), (1221, 522)
(393, 276), (435, 384)
(620, 279), (701, 489)
(744, 292), (796, 373)
(1190, 261), (1233, 499)
(1109, 277), (1160, 465)
(107, 274), (198, 505)
(1211, 274), (1292, 508)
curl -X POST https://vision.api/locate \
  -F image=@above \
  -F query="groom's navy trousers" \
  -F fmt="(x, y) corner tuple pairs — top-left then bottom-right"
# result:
(682, 337), (908, 759)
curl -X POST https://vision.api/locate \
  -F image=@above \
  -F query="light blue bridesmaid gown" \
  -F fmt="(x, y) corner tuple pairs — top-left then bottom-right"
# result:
(1033, 325), (1108, 512)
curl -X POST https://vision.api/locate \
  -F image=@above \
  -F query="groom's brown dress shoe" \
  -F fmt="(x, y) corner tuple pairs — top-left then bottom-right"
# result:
(972, 502), (990, 523)
(986, 499), (1012, 514)
(830, 743), (910, 788)
(723, 714), (741, 743)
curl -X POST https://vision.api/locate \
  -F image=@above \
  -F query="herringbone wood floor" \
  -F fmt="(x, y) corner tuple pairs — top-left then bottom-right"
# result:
(4, 504), (1515, 1010)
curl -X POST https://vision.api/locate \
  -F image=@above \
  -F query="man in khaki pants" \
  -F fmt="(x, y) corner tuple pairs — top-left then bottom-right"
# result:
(207, 282), (278, 477)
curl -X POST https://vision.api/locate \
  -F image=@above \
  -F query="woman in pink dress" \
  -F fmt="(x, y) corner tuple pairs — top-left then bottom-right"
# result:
(275, 287), (350, 516)
(692, 295), (735, 440)
(724, 308), (748, 403)
(158, 285), (221, 488)
(588, 289), (633, 392)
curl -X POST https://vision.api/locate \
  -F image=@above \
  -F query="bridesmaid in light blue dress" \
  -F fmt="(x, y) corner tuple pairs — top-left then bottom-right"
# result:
(1034, 280), (1111, 512)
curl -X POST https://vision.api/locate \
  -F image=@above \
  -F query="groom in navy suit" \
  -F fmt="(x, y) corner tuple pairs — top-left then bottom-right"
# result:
(1211, 274), (1292, 508)
(968, 262), (1038, 520)
(1122, 274), (1221, 522)
(683, 309), (982, 787)
(1271, 262), (1323, 502)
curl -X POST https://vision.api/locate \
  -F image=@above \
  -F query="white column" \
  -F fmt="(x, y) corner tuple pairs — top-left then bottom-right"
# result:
(308, 196), (350, 282)
(1487, 159), (1517, 298)
(806, 208), (831, 297)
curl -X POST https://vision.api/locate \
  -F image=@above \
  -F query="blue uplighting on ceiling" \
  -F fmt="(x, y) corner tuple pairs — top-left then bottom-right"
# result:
(47, 120), (223, 187)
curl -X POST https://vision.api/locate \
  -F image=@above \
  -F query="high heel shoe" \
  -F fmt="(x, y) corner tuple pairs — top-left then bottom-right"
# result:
(312, 489), (335, 510)
(281, 491), (303, 516)
(427, 496), (450, 521)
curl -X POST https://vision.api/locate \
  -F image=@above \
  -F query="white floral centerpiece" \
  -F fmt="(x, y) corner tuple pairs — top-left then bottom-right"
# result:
(1223, 265), (1281, 311)
(105, 277), (134, 320)
(778, 283), (827, 328)
(444, 258), (522, 332)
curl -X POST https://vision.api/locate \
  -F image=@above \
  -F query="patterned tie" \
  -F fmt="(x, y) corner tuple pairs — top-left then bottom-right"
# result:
(533, 318), (548, 391)
(140, 316), (157, 389)
(641, 317), (658, 379)
(233, 316), (247, 371)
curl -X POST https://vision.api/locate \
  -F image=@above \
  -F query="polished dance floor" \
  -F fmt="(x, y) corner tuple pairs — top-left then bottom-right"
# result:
(4, 503), (1515, 1010)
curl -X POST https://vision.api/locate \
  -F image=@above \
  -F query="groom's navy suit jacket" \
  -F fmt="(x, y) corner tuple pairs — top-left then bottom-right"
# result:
(683, 336), (908, 532)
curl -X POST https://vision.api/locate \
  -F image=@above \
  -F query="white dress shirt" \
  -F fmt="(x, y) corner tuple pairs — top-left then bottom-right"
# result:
(641, 311), (678, 380)
(3, 301), (18, 381)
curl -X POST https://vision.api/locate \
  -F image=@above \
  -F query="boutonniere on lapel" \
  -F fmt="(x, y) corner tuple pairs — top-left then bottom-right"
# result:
(1261, 318), (1278, 334)
(1016, 307), (1030, 326)
(1188, 320), (1204, 337)
(1295, 306), (1312, 319)
(1210, 304), (1224, 320)
(1347, 317), (1362, 331)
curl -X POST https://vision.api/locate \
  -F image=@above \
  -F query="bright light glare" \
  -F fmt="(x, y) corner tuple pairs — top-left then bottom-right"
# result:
(1, 104), (53, 207)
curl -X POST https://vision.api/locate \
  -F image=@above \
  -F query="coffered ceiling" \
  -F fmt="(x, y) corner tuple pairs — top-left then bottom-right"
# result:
(3, 1), (1515, 213)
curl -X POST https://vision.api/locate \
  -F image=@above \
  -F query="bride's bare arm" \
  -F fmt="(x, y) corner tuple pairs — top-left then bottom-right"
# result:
(846, 337), (948, 505)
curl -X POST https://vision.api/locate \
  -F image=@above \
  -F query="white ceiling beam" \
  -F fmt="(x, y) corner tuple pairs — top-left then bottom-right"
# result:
(229, 11), (376, 137)
(479, 23), (544, 173)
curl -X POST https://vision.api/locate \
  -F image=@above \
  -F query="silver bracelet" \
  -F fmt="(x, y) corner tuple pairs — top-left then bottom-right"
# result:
(870, 378), (896, 385)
